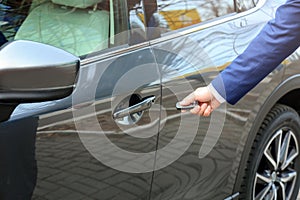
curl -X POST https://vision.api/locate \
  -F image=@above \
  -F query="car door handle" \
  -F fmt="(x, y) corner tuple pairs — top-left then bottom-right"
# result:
(113, 96), (156, 119)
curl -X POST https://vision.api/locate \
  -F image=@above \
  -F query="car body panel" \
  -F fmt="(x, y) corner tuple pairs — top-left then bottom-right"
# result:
(2, 46), (161, 199)
(232, 47), (300, 193)
(148, 0), (286, 199)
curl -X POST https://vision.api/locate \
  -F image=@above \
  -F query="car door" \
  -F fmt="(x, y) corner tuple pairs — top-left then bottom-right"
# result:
(0, 0), (160, 199)
(144, 0), (284, 199)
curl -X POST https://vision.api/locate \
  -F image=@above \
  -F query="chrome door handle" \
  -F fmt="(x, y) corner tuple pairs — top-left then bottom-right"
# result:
(113, 96), (156, 119)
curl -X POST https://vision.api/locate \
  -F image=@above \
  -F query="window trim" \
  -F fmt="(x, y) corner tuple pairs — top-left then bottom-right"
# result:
(80, 42), (150, 66)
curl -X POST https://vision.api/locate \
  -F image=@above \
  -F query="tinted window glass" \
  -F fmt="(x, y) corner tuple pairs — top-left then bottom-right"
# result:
(0, 1), (30, 44)
(155, 0), (235, 33)
(236, 0), (258, 12)
(128, 0), (147, 45)
(0, 0), (131, 56)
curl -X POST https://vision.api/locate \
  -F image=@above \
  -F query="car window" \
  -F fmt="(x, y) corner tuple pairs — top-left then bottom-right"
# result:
(127, 0), (148, 45)
(151, 0), (236, 33)
(143, 0), (259, 37)
(236, 0), (258, 12)
(0, 0), (145, 57)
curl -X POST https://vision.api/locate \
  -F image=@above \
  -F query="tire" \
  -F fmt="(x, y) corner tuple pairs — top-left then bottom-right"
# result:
(240, 104), (300, 200)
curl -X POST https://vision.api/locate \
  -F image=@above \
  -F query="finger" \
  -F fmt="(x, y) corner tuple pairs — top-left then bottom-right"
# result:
(198, 103), (208, 116)
(180, 92), (195, 106)
(203, 105), (212, 117)
(190, 105), (200, 115)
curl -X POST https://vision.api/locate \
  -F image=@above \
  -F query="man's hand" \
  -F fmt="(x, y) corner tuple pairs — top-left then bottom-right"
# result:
(179, 87), (221, 117)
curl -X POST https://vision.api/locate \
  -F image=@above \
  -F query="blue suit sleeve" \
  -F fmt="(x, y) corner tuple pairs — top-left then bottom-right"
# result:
(211, 0), (300, 104)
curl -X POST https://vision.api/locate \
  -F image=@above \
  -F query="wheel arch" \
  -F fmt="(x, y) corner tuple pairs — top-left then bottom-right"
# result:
(233, 74), (300, 193)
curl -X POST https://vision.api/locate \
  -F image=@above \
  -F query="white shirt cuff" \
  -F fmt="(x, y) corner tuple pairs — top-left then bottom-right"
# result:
(208, 83), (226, 104)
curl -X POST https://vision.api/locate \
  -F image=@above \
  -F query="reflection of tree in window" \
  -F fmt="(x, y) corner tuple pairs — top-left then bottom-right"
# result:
(157, 0), (234, 31)
(201, 0), (234, 19)
(0, 0), (31, 41)
(236, 0), (256, 12)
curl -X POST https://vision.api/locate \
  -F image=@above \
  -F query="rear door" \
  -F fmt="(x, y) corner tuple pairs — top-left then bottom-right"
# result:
(0, 0), (160, 199)
(145, 0), (276, 199)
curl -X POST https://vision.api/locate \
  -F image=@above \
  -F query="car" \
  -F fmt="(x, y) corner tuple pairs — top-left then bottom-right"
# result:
(0, 0), (299, 199)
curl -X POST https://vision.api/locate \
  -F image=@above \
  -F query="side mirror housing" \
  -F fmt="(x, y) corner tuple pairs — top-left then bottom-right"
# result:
(0, 40), (80, 121)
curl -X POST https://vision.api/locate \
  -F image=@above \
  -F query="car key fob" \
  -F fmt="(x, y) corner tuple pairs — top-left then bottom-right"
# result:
(176, 101), (198, 110)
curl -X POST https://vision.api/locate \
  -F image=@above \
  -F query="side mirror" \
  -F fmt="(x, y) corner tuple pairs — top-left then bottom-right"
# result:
(0, 40), (80, 121)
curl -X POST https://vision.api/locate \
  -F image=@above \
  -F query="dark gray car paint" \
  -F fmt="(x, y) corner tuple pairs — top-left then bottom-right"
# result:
(1, 0), (300, 200)
(148, 0), (288, 199)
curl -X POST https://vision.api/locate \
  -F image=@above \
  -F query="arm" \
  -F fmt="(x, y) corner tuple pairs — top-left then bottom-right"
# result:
(181, 0), (300, 116)
(213, 0), (300, 104)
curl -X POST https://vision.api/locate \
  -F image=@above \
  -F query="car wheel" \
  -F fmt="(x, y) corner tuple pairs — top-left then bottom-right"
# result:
(240, 104), (300, 200)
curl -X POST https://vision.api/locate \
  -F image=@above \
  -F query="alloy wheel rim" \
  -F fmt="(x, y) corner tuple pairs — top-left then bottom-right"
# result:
(253, 128), (299, 200)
